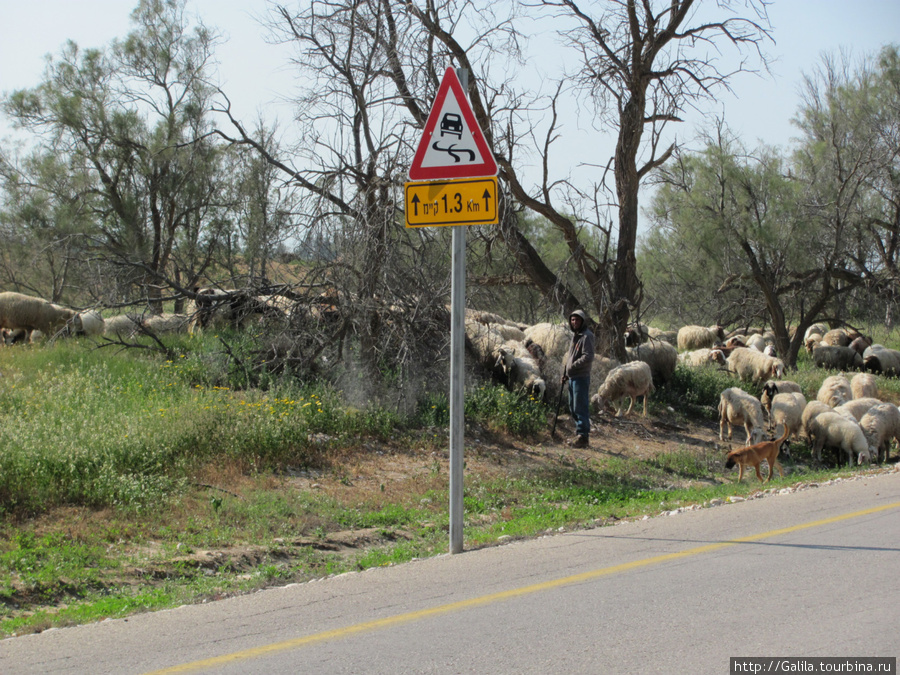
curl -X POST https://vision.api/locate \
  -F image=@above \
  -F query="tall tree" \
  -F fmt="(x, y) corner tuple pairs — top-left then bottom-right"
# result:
(538, 0), (771, 357)
(645, 127), (826, 366)
(2, 0), (222, 310)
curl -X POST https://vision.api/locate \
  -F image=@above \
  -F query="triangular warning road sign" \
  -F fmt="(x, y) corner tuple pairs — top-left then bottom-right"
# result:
(409, 67), (498, 181)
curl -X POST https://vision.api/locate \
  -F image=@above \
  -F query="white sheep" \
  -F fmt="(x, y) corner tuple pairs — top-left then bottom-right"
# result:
(863, 344), (900, 377)
(103, 314), (144, 338)
(859, 403), (900, 463)
(523, 322), (570, 362)
(769, 391), (806, 441)
(678, 348), (727, 367)
(804, 323), (829, 342)
(821, 328), (854, 347)
(676, 325), (722, 351)
(718, 387), (766, 444)
(495, 343), (547, 401)
(744, 333), (767, 352)
(626, 340), (677, 386)
(850, 373), (879, 400)
(465, 309), (520, 327)
(592, 360), (654, 417)
(816, 375), (853, 408)
(725, 347), (785, 384)
(591, 356), (621, 391)
(834, 397), (882, 422)
(487, 322), (527, 342)
(0, 291), (76, 336)
(760, 380), (803, 420)
(808, 411), (874, 466)
(71, 310), (106, 336)
(801, 400), (833, 439)
(143, 313), (191, 334)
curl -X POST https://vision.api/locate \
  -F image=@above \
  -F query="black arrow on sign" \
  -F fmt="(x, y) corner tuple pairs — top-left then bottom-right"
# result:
(482, 188), (493, 213)
(410, 193), (420, 216)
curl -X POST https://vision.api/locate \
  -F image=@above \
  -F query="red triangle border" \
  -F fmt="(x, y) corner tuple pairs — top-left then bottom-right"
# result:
(409, 67), (498, 181)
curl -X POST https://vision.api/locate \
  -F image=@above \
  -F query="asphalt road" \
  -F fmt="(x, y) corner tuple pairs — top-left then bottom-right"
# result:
(2, 470), (898, 675)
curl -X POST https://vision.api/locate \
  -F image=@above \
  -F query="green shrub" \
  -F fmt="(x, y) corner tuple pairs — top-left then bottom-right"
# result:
(659, 365), (735, 417)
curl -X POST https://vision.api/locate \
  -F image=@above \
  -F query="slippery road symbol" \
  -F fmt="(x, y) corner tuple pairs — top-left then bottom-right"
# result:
(431, 141), (476, 163)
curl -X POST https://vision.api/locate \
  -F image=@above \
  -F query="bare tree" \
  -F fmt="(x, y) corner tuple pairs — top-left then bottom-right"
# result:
(536, 0), (772, 356)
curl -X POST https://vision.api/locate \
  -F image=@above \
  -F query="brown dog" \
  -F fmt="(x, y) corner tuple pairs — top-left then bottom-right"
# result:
(725, 426), (790, 483)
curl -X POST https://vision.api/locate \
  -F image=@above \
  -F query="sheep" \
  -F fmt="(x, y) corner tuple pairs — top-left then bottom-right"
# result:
(850, 373), (878, 400)
(591, 361), (654, 417)
(848, 335), (872, 355)
(812, 345), (864, 371)
(834, 397), (882, 422)
(800, 399), (830, 432)
(760, 380), (803, 420)
(487, 322), (527, 342)
(808, 411), (874, 466)
(859, 403), (900, 463)
(805, 334), (823, 354)
(626, 340), (677, 387)
(724, 335), (747, 349)
(744, 333), (767, 352)
(465, 320), (509, 383)
(186, 288), (232, 333)
(523, 323), (570, 362)
(816, 375), (853, 408)
(769, 392), (806, 442)
(804, 323), (829, 342)
(103, 314), (144, 339)
(821, 328), (854, 347)
(0, 291), (76, 337)
(676, 325), (722, 351)
(762, 344), (777, 358)
(2, 327), (30, 345)
(591, 356), (621, 391)
(465, 309), (520, 327)
(718, 387), (766, 445)
(494, 343), (547, 401)
(678, 348), (727, 367)
(68, 310), (106, 337)
(143, 313), (191, 334)
(863, 344), (900, 377)
(624, 323), (649, 347)
(725, 347), (785, 384)
(647, 327), (678, 345)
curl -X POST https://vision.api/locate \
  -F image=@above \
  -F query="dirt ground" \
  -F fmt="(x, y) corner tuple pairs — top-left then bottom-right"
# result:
(159, 409), (727, 578)
(290, 409), (726, 503)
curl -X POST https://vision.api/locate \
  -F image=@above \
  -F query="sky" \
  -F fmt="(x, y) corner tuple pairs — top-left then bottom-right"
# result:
(1, 1), (899, 201)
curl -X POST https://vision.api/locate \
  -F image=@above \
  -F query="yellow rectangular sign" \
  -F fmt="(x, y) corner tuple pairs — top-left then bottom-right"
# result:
(405, 177), (498, 228)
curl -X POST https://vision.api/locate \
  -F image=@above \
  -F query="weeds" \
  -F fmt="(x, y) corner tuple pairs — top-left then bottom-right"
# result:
(0, 339), (895, 638)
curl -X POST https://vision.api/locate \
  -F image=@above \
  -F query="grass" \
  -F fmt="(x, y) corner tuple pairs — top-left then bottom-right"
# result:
(0, 336), (896, 637)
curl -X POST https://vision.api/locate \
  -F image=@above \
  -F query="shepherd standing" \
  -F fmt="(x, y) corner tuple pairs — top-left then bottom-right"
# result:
(561, 310), (595, 448)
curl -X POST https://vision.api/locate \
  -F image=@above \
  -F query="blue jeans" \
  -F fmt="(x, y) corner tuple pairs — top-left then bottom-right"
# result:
(567, 375), (591, 437)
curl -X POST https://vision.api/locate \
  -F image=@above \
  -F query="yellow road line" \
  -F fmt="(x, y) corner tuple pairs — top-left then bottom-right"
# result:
(145, 500), (900, 674)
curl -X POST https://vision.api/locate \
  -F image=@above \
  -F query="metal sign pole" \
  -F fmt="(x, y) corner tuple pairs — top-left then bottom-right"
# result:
(448, 67), (468, 555)
(449, 223), (465, 554)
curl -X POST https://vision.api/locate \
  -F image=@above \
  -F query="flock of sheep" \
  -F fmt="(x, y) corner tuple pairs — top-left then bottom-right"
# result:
(0, 289), (304, 345)
(4, 288), (899, 470)
(464, 312), (900, 470)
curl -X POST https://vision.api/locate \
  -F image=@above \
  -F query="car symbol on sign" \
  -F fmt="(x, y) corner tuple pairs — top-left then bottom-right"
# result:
(440, 113), (463, 138)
